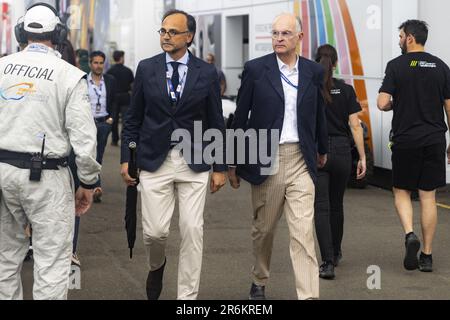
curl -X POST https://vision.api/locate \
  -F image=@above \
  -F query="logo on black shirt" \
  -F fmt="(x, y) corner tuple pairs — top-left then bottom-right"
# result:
(331, 89), (341, 95)
(410, 60), (437, 68)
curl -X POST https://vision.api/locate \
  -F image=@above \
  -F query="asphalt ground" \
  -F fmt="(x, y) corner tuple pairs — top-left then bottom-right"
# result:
(21, 143), (450, 300)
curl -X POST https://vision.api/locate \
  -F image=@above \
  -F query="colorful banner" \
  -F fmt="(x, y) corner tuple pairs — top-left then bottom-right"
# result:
(295, 0), (373, 150)
(1, 2), (12, 56)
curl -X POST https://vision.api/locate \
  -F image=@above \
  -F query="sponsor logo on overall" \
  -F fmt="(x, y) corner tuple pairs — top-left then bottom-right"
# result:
(0, 83), (35, 101)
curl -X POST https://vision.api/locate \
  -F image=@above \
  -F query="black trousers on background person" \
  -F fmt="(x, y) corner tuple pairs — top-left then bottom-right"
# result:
(314, 136), (352, 263)
(112, 104), (129, 145)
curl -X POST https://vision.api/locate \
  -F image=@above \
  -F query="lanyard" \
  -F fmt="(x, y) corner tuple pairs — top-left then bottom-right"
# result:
(90, 79), (103, 112)
(166, 61), (188, 103)
(280, 72), (298, 90)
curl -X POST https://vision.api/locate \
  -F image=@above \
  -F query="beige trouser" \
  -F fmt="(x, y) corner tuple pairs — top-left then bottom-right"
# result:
(139, 149), (209, 300)
(251, 144), (319, 300)
(0, 164), (75, 300)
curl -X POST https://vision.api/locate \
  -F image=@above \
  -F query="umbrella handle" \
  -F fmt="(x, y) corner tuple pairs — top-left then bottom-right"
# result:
(129, 142), (138, 179)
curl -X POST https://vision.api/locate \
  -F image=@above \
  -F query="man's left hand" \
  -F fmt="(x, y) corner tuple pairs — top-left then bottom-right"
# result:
(210, 172), (227, 194)
(317, 154), (328, 169)
(75, 187), (94, 216)
(106, 117), (114, 125)
(447, 144), (450, 164)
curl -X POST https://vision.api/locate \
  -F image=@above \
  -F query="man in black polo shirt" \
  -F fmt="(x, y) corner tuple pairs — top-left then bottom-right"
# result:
(378, 20), (450, 273)
(107, 50), (134, 146)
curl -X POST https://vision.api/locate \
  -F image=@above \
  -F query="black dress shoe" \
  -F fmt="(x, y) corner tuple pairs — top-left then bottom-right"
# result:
(333, 251), (342, 267)
(249, 283), (266, 300)
(319, 261), (335, 280)
(24, 248), (33, 262)
(404, 233), (420, 271)
(146, 259), (166, 300)
(419, 252), (433, 273)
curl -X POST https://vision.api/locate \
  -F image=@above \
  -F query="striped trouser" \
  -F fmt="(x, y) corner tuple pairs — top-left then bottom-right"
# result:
(251, 144), (319, 300)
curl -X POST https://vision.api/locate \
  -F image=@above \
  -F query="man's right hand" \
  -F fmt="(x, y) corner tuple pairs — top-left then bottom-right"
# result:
(317, 154), (328, 169)
(228, 167), (241, 189)
(121, 163), (137, 187)
(75, 187), (94, 217)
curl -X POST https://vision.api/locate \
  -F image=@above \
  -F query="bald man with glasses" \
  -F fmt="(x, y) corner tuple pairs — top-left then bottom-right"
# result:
(229, 13), (328, 300)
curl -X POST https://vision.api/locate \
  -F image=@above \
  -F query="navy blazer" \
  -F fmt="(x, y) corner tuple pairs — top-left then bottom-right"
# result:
(121, 52), (226, 173)
(232, 53), (328, 185)
(103, 73), (117, 117)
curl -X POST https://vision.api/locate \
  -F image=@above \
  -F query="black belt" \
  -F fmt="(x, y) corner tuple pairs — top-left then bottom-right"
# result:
(94, 116), (109, 123)
(0, 150), (68, 170)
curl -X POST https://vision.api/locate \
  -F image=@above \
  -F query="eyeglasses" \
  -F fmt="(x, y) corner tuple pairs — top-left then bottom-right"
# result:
(157, 28), (190, 37)
(271, 31), (296, 40)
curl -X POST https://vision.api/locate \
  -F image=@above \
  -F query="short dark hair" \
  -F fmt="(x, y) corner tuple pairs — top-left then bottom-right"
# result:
(76, 49), (88, 57)
(113, 50), (124, 62)
(162, 9), (196, 47)
(399, 20), (429, 46)
(25, 31), (53, 43)
(89, 51), (106, 62)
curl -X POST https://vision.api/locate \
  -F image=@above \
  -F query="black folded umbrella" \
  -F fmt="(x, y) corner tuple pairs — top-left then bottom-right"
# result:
(125, 142), (139, 259)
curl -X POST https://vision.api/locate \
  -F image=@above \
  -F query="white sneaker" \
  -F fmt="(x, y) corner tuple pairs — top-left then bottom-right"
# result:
(71, 253), (81, 267)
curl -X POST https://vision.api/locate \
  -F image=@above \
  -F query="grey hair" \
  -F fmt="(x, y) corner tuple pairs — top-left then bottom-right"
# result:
(295, 16), (303, 33)
(273, 13), (303, 33)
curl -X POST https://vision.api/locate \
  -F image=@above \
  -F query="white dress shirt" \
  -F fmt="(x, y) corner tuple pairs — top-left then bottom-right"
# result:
(277, 56), (300, 145)
(87, 73), (108, 118)
(166, 51), (189, 98)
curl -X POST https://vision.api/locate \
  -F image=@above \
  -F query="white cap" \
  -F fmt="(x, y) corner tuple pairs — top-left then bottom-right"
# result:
(24, 5), (60, 34)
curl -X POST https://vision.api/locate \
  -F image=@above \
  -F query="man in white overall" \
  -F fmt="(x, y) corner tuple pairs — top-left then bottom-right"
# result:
(0, 3), (101, 300)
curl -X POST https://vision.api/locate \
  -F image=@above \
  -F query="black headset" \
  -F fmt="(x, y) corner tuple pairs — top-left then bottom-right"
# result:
(14, 2), (68, 45)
